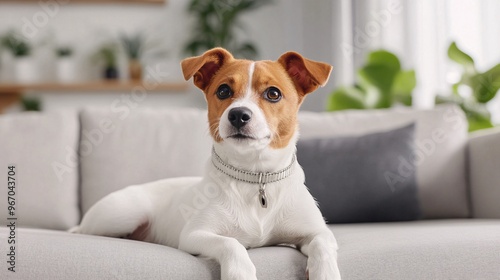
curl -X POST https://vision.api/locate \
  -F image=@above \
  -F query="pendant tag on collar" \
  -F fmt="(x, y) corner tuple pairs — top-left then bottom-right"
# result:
(259, 186), (267, 208)
(258, 174), (268, 208)
(259, 182), (267, 208)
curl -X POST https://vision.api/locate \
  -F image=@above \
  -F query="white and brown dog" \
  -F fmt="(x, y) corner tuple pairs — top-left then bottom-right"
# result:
(71, 48), (341, 280)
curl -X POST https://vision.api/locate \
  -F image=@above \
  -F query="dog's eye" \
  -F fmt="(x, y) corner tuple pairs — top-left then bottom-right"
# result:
(216, 84), (233, 100)
(264, 87), (282, 102)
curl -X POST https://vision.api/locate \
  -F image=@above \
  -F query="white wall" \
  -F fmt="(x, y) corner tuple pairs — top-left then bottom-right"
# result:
(0, 0), (339, 112)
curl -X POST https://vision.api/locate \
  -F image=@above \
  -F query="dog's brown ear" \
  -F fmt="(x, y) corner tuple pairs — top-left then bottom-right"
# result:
(278, 52), (332, 95)
(181, 48), (234, 91)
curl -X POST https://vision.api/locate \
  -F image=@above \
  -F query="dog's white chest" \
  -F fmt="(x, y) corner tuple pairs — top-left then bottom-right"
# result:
(229, 206), (276, 248)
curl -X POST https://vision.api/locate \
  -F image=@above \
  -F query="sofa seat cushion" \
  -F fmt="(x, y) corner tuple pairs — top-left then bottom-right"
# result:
(332, 219), (500, 279)
(3, 220), (499, 279)
(0, 228), (306, 280)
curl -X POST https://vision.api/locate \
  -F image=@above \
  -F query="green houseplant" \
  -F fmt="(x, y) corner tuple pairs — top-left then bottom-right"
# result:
(55, 46), (77, 83)
(1, 32), (31, 57)
(328, 50), (416, 111)
(119, 33), (168, 81)
(436, 42), (500, 131)
(120, 33), (143, 80)
(56, 46), (73, 58)
(1, 31), (38, 83)
(184, 0), (271, 59)
(21, 96), (41, 111)
(93, 43), (119, 80)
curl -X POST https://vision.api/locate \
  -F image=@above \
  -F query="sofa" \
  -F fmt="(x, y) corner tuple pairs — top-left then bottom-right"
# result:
(1, 104), (499, 280)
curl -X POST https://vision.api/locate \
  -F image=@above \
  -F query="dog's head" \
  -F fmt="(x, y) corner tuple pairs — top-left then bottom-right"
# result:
(181, 48), (332, 151)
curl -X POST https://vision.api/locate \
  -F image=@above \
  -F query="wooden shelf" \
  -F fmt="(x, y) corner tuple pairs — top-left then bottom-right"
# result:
(0, 81), (189, 94)
(0, 81), (189, 113)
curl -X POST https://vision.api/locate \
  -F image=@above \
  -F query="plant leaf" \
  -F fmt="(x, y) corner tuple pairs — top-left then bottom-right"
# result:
(366, 50), (401, 72)
(392, 70), (416, 106)
(469, 63), (500, 103)
(21, 96), (41, 111)
(327, 87), (366, 111)
(435, 95), (493, 132)
(461, 103), (494, 132)
(357, 64), (397, 108)
(467, 116), (494, 132)
(184, 0), (271, 58)
(448, 42), (475, 69)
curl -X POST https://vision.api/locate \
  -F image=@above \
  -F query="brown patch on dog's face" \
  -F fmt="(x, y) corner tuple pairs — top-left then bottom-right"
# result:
(181, 48), (332, 150)
(251, 61), (302, 149)
(204, 60), (254, 143)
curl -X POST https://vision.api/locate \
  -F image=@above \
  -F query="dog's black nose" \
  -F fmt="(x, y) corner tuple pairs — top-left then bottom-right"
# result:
(228, 107), (252, 129)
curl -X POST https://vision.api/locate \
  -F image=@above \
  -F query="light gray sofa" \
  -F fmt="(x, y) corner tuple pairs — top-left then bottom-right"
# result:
(1, 104), (499, 280)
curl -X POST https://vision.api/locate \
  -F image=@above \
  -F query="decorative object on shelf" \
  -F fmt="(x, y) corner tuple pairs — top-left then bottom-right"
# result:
(55, 46), (78, 83)
(21, 96), (41, 111)
(436, 42), (500, 131)
(328, 50), (416, 111)
(120, 34), (144, 81)
(1, 31), (38, 83)
(184, 0), (271, 59)
(119, 32), (169, 81)
(93, 43), (119, 80)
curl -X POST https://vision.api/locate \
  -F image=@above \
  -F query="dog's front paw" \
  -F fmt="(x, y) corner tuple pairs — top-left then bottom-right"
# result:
(221, 259), (257, 280)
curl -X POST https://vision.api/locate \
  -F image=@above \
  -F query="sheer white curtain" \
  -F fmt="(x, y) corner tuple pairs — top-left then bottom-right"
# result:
(332, 0), (500, 119)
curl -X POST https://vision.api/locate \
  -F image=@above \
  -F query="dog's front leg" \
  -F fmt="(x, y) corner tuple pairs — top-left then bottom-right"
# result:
(300, 229), (341, 280)
(179, 230), (257, 280)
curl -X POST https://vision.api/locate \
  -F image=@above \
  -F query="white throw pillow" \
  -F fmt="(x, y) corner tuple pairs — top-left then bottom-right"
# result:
(0, 111), (80, 230)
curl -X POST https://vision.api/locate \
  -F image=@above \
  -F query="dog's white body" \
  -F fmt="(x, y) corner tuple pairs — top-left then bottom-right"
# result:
(72, 49), (341, 280)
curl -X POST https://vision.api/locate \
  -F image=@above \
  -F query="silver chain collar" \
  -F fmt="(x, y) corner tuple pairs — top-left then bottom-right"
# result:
(211, 147), (296, 208)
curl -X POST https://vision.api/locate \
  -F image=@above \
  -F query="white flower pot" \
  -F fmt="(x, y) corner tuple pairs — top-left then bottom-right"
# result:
(57, 58), (78, 83)
(14, 57), (38, 84)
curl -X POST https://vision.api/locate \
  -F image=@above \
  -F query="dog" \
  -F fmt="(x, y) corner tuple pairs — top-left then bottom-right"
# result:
(70, 48), (341, 280)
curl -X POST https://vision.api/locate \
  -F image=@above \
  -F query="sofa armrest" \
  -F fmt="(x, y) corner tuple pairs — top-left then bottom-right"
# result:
(469, 127), (500, 218)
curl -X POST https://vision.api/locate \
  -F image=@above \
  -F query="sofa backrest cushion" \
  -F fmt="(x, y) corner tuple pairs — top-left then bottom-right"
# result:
(0, 111), (80, 230)
(79, 108), (212, 214)
(298, 104), (469, 218)
(79, 104), (469, 220)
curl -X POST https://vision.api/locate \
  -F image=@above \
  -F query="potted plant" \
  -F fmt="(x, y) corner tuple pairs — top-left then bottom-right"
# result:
(436, 42), (500, 131)
(327, 50), (416, 111)
(120, 33), (143, 81)
(184, 0), (271, 59)
(1, 32), (37, 83)
(21, 96), (41, 111)
(119, 32), (169, 81)
(55, 46), (77, 83)
(93, 43), (119, 80)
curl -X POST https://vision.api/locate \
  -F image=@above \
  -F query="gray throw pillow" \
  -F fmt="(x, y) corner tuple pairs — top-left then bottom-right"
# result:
(297, 123), (421, 223)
